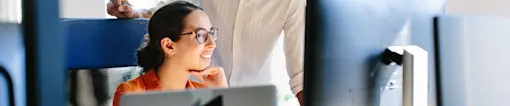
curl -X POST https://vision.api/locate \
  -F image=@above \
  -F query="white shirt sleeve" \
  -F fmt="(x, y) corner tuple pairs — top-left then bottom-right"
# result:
(283, 0), (306, 95)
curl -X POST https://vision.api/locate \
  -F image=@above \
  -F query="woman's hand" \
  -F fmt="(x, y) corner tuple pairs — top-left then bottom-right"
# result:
(189, 67), (228, 88)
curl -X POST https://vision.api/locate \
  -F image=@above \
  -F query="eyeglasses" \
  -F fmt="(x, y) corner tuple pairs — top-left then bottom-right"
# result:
(180, 28), (218, 44)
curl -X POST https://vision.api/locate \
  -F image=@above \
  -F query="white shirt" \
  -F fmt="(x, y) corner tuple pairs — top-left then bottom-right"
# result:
(150, 0), (305, 94)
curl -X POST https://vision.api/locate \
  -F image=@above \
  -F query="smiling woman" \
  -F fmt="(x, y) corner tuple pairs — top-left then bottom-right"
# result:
(111, 2), (227, 106)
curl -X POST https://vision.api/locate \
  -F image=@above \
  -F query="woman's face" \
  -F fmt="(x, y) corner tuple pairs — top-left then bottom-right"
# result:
(167, 10), (215, 70)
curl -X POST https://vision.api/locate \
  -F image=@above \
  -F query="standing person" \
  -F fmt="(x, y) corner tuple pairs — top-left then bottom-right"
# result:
(107, 0), (305, 104)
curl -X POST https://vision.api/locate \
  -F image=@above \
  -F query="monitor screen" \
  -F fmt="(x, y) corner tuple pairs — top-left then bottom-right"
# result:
(304, 0), (443, 105)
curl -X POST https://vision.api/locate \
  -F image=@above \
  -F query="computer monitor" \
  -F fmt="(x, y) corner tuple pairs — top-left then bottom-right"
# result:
(402, 46), (428, 106)
(304, 0), (443, 105)
(1, 23), (24, 106)
(120, 85), (277, 106)
(373, 46), (428, 106)
(435, 15), (510, 106)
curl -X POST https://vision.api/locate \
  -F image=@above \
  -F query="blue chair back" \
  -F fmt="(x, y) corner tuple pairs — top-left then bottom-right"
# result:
(62, 19), (149, 70)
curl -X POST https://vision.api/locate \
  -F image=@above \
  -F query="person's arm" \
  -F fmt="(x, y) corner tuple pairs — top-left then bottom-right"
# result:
(282, 0), (306, 104)
(142, 0), (201, 18)
(108, 0), (200, 18)
(136, 9), (153, 18)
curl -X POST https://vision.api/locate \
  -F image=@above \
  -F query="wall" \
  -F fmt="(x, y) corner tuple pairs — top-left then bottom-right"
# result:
(0, 0), (21, 22)
(60, 0), (106, 18)
(446, 0), (510, 18)
(59, 0), (158, 18)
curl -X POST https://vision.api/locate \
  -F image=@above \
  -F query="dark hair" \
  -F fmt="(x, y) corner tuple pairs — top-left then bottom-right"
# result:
(137, 1), (203, 72)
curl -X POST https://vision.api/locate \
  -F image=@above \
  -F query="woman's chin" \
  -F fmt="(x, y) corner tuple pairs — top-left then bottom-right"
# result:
(189, 60), (211, 71)
(191, 64), (210, 71)
(201, 64), (211, 69)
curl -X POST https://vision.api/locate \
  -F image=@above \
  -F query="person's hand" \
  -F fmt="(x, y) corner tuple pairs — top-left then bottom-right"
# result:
(106, 0), (139, 18)
(189, 67), (228, 88)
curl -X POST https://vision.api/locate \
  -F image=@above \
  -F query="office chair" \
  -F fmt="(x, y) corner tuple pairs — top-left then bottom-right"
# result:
(62, 19), (148, 105)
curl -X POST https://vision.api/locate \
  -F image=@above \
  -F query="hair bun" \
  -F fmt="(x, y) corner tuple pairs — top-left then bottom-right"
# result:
(136, 45), (162, 71)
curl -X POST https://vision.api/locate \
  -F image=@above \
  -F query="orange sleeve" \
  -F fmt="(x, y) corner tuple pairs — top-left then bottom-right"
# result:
(113, 82), (133, 106)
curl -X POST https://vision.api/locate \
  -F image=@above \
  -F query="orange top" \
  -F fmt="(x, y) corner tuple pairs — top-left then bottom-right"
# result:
(112, 70), (206, 106)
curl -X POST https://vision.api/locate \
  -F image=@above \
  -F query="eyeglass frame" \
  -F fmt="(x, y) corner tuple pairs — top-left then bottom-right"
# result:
(179, 27), (218, 44)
